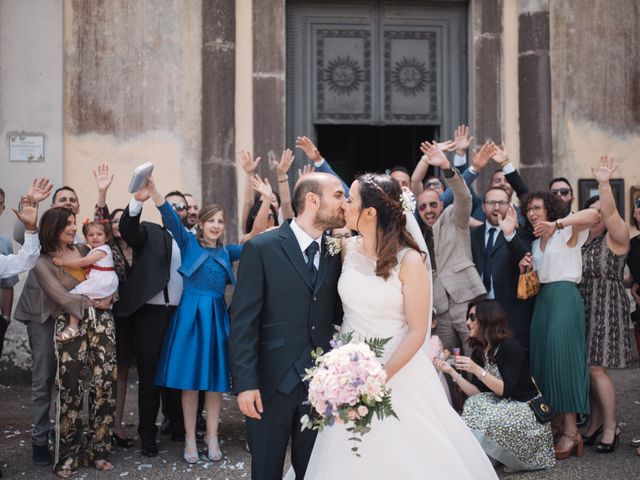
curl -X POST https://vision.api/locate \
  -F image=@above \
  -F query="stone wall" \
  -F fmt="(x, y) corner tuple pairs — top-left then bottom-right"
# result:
(550, 0), (640, 215)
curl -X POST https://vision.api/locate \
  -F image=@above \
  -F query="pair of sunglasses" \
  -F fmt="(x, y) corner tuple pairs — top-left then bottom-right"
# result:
(550, 188), (572, 196)
(171, 202), (187, 212)
(418, 201), (439, 212)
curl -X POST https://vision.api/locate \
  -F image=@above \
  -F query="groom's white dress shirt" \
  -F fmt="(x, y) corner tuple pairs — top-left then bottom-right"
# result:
(289, 219), (321, 270)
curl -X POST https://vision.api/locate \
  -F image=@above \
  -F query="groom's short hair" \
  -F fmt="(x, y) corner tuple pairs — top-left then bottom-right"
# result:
(293, 175), (323, 215)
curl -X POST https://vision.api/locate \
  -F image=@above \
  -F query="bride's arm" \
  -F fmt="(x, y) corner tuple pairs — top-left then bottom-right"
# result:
(383, 249), (430, 381)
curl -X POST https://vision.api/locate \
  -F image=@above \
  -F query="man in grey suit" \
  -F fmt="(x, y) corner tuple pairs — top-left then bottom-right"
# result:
(419, 142), (494, 355)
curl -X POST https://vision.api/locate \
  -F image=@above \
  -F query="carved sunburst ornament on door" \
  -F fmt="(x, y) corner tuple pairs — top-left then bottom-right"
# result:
(324, 56), (363, 95)
(391, 57), (430, 96)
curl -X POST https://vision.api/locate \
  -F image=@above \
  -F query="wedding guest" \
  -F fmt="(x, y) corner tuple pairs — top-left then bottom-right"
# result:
(578, 157), (630, 453)
(519, 191), (599, 460)
(33, 207), (116, 477)
(183, 193), (199, 233)
(436, 300), (555, 472)
(549, 177), (574, 215)
(0, 192), (44, 356)
(627, 196), (640, 457)
(90, 164), (136, 448)
(0, 188), (20, 357)
(148, 174), (273, 464)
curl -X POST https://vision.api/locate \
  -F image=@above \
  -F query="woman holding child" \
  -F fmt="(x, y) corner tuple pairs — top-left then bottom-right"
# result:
(33, 207), (117, 477)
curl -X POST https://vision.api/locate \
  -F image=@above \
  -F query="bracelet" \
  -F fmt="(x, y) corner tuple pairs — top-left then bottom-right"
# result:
(420, 154), (429, 165)
(452, 374), (463, 383)
(499, 159), (510, 168)
(278, 175), (289, 183)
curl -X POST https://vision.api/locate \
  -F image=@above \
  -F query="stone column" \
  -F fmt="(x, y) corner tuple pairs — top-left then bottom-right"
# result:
(472, 0), (502, 193)
(517, 0), (552, 190)
(252, 0), (285, 183)
(201, 0), (237, 239)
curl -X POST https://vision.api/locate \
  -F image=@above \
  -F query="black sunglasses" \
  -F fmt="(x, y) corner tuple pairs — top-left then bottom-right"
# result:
(418, 201), (440, 211)
(550, 188), (572, 196)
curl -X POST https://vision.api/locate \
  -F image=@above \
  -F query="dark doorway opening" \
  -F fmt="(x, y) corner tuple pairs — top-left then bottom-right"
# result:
(316, 124), (439, 186)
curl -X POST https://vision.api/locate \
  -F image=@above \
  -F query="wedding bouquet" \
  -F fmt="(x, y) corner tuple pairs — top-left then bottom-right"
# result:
(300, 332), (398, 455)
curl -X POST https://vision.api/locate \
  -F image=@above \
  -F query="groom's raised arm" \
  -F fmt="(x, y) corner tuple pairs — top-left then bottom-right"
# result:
(229, 240), (265, 393)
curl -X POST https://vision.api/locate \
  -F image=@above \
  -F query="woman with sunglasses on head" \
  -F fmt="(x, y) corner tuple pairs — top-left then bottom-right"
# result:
(519, 189), (599, 460)
(91, 164), (136, 448)
(435, 300), (555, 473)
(145, 175), (272, 464)
(578, 157), (630, 454)
(627, 194), (640, 456)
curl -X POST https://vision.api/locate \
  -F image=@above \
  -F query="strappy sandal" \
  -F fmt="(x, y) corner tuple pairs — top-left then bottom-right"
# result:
(94, 459), (114, 471)
(55, 326), (80, 343)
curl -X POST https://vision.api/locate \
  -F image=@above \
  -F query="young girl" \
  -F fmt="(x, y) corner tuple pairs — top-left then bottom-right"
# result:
(53, 220), (119, 341)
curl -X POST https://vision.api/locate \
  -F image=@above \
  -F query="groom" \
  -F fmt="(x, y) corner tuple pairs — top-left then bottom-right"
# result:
(229, 172), (346, 480)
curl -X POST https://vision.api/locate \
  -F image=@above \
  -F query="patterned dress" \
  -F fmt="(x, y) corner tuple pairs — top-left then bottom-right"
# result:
(462, 352), (555, 472)
(580, 233), (630, 368)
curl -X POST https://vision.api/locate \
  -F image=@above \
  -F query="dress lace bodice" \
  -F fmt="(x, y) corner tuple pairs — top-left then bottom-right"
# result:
(338, 237), (410, 361)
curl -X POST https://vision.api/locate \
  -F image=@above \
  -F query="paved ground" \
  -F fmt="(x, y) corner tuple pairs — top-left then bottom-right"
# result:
(1, 366), (639, 480)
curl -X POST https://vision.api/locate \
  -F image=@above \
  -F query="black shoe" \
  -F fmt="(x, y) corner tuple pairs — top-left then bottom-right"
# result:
(596, 427), (620, 454)
(159, 418), (171, 435)
(113, 433), (134, 448)
(32, 444), (51, 466)
(140, 438), (158, 457)
(581, 424), (603, 446)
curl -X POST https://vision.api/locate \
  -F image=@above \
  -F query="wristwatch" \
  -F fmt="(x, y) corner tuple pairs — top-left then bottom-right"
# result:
(443, 167), (456, 179)
(555, 220), (565, 230)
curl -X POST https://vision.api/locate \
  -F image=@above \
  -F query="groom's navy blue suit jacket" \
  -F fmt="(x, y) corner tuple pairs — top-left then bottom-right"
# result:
(229, 221), (343, 401)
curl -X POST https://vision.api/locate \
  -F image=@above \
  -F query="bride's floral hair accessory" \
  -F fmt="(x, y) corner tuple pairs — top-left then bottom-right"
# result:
(399, 187), (416, 214)
(324, 236), (341, 256)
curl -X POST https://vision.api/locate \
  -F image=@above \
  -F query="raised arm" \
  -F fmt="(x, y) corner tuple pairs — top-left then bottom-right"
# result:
(1, 196), (40, 277)
(13, 178), (53, 245)
(273, 148), (295, 220)
(146, 176), (190, 250)
(94, 163), (115, 209)
(492, 144), (529, 198)
(295, 136), (350, 196)
(241, 176), (274, 243)
(118, 187), (150, 250)
(237, 150), (262, 232)
(384, 250), (430, 381)
(592, 156), (629, 255)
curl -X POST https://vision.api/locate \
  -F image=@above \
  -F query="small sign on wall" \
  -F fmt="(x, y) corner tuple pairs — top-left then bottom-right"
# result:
(8, 133), (44, 162)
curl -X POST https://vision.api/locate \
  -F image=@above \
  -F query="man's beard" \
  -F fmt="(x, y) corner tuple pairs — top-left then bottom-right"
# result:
(313, 201), (345, 231)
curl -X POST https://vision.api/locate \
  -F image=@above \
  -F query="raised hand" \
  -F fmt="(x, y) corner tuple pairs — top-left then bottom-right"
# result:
(274, 149), (294, 177)
(26, 178), (53, 204)
(295, 136), (322, 163)
(419, 141), (451, 170)
(470, 140), (498, 172)
(451, 124), (474, 155)
(237, 150), (261, 174)
(93, 163), (114, 193)
(12, 195), (39, 231)
(498, 204), (518, 236)
(591, 155), (617, 185)
(491, 143), (509, 165)
(250, 175), (272, 200)
(133, 177), (153, 202)
(297, 163), (315, 179)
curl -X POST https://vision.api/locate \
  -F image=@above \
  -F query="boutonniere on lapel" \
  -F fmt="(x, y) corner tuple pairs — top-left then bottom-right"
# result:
(400, 186), (416, 213)
(324, 236), (341, 257)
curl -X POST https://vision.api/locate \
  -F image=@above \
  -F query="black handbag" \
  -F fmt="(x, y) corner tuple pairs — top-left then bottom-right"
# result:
(528, 377), (555, 424)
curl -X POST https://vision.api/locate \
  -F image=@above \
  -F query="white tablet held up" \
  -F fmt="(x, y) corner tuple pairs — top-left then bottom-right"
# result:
(128, 162), (154, 193)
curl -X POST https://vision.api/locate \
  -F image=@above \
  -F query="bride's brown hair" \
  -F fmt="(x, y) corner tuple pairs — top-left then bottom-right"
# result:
(357, 173), (423, 279)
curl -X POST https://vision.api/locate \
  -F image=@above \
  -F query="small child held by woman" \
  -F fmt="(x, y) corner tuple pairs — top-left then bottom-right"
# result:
(53, 220), (119, 341)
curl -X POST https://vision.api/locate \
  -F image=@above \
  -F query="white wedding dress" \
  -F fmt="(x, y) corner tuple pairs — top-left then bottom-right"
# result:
(288, 237), (497, 479)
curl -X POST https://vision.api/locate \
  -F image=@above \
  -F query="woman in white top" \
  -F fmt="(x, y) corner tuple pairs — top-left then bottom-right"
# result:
(519, 191), (599, 461)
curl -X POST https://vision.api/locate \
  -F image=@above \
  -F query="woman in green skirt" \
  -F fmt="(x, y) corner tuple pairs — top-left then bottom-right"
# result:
(519, 191), (599, 460)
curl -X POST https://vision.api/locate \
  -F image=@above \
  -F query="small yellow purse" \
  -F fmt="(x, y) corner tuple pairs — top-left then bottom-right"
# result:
(517, 269), (540, 300)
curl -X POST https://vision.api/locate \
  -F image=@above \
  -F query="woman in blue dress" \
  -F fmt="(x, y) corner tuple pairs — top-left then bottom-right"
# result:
(146, 176), (274, 463)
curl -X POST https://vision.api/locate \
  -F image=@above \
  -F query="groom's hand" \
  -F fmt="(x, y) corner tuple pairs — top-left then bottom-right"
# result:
(238, 390), (263, 420)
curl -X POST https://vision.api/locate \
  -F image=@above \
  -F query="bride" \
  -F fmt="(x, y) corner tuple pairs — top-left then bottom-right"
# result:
(289, 173), (497, 479)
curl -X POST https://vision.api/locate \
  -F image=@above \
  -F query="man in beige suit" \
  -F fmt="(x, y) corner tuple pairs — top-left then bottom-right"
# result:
(419, 141), (495, 355)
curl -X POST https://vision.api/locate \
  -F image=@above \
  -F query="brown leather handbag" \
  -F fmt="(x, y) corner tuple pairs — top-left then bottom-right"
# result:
(517, 269), (540, 300)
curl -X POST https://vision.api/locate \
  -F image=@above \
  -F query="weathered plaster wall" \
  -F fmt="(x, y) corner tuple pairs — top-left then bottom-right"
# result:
(550, 0), (640, 219)
(63, 0), (203, 225)
(0, 0), (64, 371)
